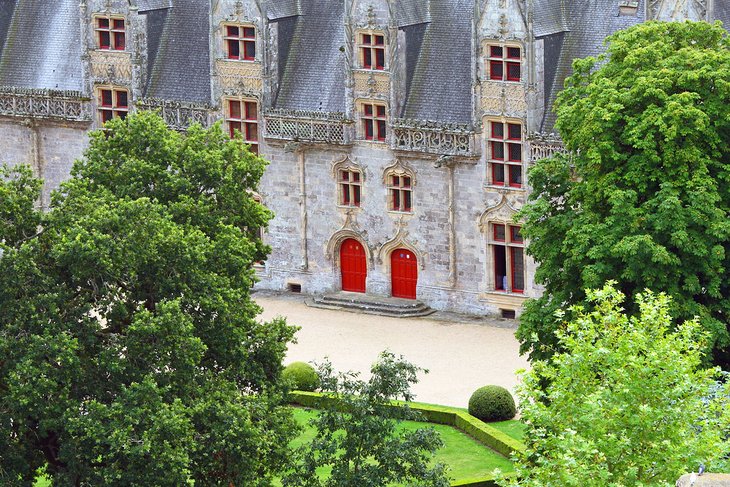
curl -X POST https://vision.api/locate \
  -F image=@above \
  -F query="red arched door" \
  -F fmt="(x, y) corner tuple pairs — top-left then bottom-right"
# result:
(391, 249), (418, 299)
(340, 239), (367, 293)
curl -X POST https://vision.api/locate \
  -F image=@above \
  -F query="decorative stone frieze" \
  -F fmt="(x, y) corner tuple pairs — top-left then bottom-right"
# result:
(648, 0), (707, 20)
(391, 118), (475, 156)
(528, 132), (570, 162)
(0, 87), (90, 122)
(264, 109), (349, 144)
(481, 80), (527, 116)
(353, 70), (390, 97)
(89, 50), (133, 83)
(216, 60), (263, 92)
(137, 98), (210, 130)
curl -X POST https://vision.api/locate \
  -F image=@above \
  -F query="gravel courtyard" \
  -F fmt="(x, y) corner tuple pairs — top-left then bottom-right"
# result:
(255, 292), (530, 408)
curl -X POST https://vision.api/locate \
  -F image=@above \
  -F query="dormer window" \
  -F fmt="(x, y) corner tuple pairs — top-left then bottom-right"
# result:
(96, 16), (125, 50)
(360, 102), (387, 142)
(360, 33), (385, 70)
(97, 87), (128, 124)
(487, 44), (521, 82)
(226, 99), (259, 154)
(225, 25), (256, 61)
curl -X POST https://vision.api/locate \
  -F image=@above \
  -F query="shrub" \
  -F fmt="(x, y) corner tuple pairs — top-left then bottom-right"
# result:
(468, 385), (516, 422)
(282, 362), (320, 392)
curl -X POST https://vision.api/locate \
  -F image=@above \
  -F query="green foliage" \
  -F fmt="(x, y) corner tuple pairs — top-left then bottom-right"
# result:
(517, 21), (730, 366)
(282, 351), (450, 487)
(283, 362), (320, 392)
(468, 386), (516, 422)
(502, 283), (730, 487)
(0, 111), (298, 486)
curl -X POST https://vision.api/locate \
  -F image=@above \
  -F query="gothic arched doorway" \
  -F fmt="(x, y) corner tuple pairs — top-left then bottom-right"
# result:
(391, 248), (417, 299)
(340, 238), (367, 293)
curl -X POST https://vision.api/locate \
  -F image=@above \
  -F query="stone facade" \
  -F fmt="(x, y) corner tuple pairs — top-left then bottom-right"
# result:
(0, 0), (721, 315)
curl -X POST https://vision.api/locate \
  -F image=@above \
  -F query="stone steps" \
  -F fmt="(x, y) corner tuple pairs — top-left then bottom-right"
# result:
(305, 292), (435, 318)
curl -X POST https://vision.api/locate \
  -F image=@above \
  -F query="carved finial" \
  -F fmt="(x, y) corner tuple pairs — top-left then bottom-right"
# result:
(104, 0), (113, 12)
(367, 5), (376, 28)
(235, 0), (243, 16)
(498, 13), (508, 38)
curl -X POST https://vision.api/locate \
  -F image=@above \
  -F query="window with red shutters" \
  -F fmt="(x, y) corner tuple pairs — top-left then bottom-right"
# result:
(360, 33), (385, 70)
(98, 87), (128, 124)
(339, 169), (362, 207)
(488, 120), (523, 188)
(361, 102), (387, 142)
(487, 44), (521, 82)
(96, 16), (125, 50)
(491, 223), (525, 293)
(388, 174), (413, 213)
(224, 25), (256, 61)
(227, 99), (259, 154)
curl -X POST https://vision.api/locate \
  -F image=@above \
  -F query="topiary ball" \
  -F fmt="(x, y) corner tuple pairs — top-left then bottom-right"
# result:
(468, 385), (516, 422)
(282, 362), (320, 392)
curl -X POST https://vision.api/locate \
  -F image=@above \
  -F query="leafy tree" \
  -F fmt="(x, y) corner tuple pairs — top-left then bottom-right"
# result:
(0, 112), (297, 486)
(502, 283), (730, 486)
(282, 352), (450, 487)
(517, 21), (730, 366)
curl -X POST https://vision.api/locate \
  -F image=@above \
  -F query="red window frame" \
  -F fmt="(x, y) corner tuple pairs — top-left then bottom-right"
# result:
(487, 45), (521, 82)
(98, 88), (129, 124)
(224, 25), (256, 61)
(361, 33), (385, 70)
(388, 174), (412, 213)
(96, 16), (126, 51)
(492, 224), (524, 293)
(227, 99), (259, 154)
(488, 121), (523, 188)
(362, 103), (387, 142)
(340, 169), (362, 207)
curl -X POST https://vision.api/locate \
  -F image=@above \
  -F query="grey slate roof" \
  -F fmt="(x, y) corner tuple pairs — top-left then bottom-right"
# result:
(264, 0), (301, 20)
(138, 0), (173, 12)
(533, 0), (568, 37)
(401, 0), (474, 124)
(0, 0), (82, 91)
(713, 1), (730, 27)
(540, 0), (646, 132)
(143, 0), (211, 104)
(273, 0), (346, 113)
(396, 0), (431, 27)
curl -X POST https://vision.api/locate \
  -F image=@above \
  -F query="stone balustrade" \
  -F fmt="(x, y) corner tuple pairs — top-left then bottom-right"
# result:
(0, 87), (90, 122)
(391, 118), (475, 157)
(264, 109), (349, 144)
(137, 98), (210, 131)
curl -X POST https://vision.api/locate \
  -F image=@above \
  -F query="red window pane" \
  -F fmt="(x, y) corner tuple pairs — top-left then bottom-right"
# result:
(507, 62), (521, 81)
(494, 224), (506, 241)
(508, 143), (521, 162)
(243, 27), (255, 38)
(228, 40), (240, 58)
(114, 32), (125, 50)
(118, 110), (127, 120)
(98, 18), (109, 29)
(229, 121), (242, 138)
(507, 123), (521, 140)
(375, 49), (385, 69)
(377, 120), (386, 140)
(510, 226), (523, 243)
(402, 176), (411, 188)
(101, 90), (113, 107)
(494, 245), (506, 290)
(116, 91), (128, 108)
(490, 45), (503, 57)
(392, 189), (400, 210)
(491, 122), (504, 139)
(362, 34), (371, 45)
(392, 175), (399, 186)
(342, 184), (350, 205)
(493, 163), (505, 184)
(245, 101), (257, 120)
(511, 247), (524, 292)
(227, 26), (239, 37)
(353, 172), (360, 182)
(246, 122), (258, 142)
(341, 170), (349, 181)
(363, 104), (373, 116)
(376, 105), (386, 117)
(363, 48), (372, 68)
(353, 185), (361, 206)
(491, 141), (505, 160)
(100, 110), (113, 123)
(99, 31), (111, 49)
(404, 191), (412, 212)
(509, 165), (522, 187)
(113, 19), (125, 30)
(244, 41), (256, 60)
(364, 119), (373, 139)
(489, 61), (503, 80)
(507, 47), (520, 59)
(375, 35), (385, 45)
(229, 100), (241, 119)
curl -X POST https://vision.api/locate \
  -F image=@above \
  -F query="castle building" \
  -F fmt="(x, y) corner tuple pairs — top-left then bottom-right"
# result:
(0, 0), (725, 316)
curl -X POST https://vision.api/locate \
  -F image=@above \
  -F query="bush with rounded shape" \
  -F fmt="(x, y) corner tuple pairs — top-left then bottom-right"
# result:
(282, 362), (320, 392)
(468, 385), (516, 422)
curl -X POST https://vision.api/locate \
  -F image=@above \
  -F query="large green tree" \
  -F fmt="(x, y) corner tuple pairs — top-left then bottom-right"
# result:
(518, 21), (730, 366)
(502, 284), (730, 486)
(0, 112), (297, 485)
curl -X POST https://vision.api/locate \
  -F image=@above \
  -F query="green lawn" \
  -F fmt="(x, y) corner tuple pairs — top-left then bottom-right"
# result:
(278, 407), (515, 485)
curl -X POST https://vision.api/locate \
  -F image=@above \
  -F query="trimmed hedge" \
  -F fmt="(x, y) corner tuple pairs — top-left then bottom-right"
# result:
(287, 391), (525, 487)
(468, 385), (516, 422)
(282, 362), (320, 391)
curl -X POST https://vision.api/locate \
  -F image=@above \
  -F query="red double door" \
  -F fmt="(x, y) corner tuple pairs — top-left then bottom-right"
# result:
(391, 249), (418, 299)
(340, 239), (367, 293)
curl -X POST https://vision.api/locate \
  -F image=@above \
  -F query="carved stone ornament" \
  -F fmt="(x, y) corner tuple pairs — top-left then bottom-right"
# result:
(353, 71), (390, 97)
(89, 51), (133, 83)
(330, 154), (364, 178)
(528, 132), (570, 163)
(391, 118), (475, 157)
(325, 210), (373, 268)
(264, 108), (348, 144)
(137, 98), (210, 130)
(478, 194), (520, 232)
(481, 80), (527, 117)
(0, 87), (91, 122)
(377, 224), (426, 269)
(216, 60), (263, 92)
(381, 158), (415, 185)
(648, 0), (708, 20)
